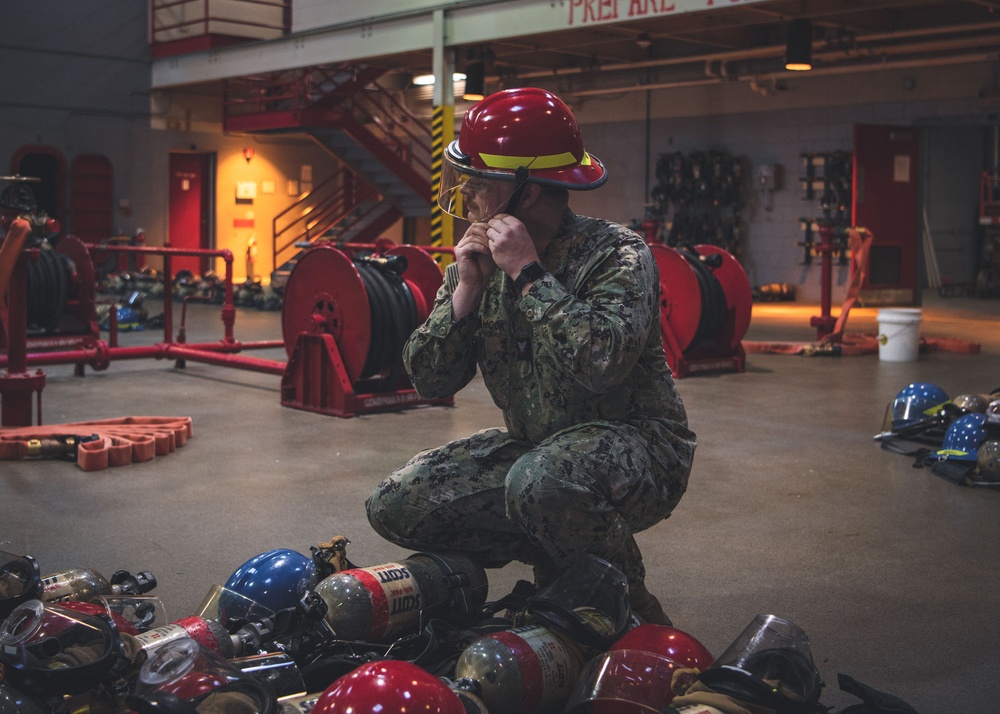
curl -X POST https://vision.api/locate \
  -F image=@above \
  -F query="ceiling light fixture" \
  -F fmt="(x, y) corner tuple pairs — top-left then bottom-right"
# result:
(463, 62), (486, 101)
(413, 72), (466, 86)
(785, 19), (813, 71)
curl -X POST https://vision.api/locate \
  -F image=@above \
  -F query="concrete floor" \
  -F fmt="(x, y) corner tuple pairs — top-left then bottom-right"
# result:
(3, 290), (999, 710)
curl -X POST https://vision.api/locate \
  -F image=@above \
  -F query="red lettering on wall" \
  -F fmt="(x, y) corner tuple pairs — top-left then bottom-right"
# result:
(626, 0), (679, 18)
(569, 0), (619, 24)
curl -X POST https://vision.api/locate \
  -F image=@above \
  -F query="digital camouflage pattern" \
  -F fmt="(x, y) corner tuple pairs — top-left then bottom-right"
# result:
(366, 210), (696, 585)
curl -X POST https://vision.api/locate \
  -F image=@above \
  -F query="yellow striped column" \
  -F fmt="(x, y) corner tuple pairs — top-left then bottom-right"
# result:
(430, 103), (455, 266)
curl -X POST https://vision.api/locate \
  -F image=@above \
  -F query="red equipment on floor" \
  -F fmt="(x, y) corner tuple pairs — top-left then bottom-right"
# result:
(279, 243), (453, 418)
(0, 416), (193, 471)
(649, 243), (752, 378)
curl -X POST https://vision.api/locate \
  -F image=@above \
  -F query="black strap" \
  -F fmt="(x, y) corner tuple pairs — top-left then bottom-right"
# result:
(837, 673), (921, 714)
(504, 166), (531, 215)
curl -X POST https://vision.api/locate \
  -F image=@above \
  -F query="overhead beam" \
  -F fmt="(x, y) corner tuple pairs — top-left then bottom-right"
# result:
(151, 0), (775, 89)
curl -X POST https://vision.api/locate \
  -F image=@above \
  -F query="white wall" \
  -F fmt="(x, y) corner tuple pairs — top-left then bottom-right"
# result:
(569, 62), (995, 301)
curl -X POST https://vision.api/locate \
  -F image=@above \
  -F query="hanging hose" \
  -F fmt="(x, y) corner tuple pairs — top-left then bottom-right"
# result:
(354, 254), (419, 386)
(678, 246), (727, 349)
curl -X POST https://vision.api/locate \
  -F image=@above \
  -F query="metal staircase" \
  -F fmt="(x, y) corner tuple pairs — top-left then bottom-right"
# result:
(269, 172), (402, 287)
(223, 63), (433, 283)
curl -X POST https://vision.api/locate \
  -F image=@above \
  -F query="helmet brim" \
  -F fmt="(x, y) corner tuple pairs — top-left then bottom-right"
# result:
(444, 139), (607, 190)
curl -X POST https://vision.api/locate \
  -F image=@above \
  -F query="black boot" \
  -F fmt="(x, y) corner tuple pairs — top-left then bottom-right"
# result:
(629, 581), (672, 626)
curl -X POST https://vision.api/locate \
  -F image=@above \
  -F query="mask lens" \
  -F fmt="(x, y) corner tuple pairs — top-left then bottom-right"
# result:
(437, 163), (523, 222)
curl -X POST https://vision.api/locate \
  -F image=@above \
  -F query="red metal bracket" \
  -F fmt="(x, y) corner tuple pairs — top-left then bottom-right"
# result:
(280, 332), (452, 418)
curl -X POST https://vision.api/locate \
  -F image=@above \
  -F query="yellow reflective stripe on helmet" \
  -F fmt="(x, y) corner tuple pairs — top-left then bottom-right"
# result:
(478, 151), (582, 170)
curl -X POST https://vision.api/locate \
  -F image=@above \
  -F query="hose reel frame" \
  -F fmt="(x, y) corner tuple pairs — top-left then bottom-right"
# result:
(279, 243), (453, 418)
(0, 234), (99, 354)
(649, 243), (752, 377)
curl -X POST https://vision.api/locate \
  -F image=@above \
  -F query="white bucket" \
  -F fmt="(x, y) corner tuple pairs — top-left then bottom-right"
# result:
(876, 308), (922, 362)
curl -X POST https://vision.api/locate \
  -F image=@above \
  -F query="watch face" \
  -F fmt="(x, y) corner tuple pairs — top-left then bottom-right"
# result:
(515, 262), (545, 291)
(523, 262), (545, 279)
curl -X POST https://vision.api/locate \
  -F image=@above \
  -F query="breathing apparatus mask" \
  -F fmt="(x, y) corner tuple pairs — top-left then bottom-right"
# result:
(525, 554), (630, 650)
(127, 636), (278, 714)
(0, 551), (41, 621)
(0, 599), (126, 696)
(697, 614), (824, 713)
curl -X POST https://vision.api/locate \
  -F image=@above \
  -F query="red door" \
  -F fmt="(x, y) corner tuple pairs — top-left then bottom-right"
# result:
(168, 152), (212, 276)
(71, 154), (114, 242)
(852, 124), (920, 304)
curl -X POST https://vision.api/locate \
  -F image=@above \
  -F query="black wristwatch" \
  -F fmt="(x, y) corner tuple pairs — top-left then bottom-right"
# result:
(513, 261), (546, 293)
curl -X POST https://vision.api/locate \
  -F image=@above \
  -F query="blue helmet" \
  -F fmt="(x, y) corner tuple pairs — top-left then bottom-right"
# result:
(891, 382), (949, 429)
(936, 413), (989, 462)
(223, 549), (316, 618)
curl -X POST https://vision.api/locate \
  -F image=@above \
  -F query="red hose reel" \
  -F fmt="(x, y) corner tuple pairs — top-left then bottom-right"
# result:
(279, 243), (454, 417)
(649, 243), (752, 377)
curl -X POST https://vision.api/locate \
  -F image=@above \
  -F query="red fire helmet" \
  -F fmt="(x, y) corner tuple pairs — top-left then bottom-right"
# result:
(445, 87), (607, 190)
(312, 660), (464, 714)
(610, 623), (715, 670)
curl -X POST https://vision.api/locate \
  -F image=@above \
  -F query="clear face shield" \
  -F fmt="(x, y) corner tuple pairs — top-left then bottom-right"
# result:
(698, 614), (823, 711)
(437, 161), (531, 223)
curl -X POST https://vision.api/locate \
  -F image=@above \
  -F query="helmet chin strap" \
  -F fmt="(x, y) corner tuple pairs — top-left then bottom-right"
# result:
(502, 166), (531, 216)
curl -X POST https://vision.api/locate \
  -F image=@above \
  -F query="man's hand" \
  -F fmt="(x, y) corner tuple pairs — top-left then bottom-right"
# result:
(484, 214), (539, 278)
(451, 222), (497, 320)
(454, 221), (497, 289)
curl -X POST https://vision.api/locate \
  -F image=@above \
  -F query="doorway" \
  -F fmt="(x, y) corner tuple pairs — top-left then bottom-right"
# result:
(10, 146), (67, 228)
(168, 152), (216, 276)
(921, 125), (986, 290)
(853, 124), (920, 305)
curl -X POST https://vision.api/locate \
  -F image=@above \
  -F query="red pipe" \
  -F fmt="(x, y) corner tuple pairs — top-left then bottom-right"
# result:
(0, 340), (284, 369)
(162, 346), (286, 375)
(1, 242), (281, 375)
(83, 243), (238, 346)
(1, 248), (46, 426)
(809, 223), (838, 339)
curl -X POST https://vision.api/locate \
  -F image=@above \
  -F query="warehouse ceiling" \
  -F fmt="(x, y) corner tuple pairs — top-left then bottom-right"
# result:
(372, 0), (1000, 100)
(160, 0), (1000, 119)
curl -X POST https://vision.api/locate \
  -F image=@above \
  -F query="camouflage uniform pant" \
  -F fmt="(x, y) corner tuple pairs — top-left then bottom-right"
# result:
(365, 421), (691, 585)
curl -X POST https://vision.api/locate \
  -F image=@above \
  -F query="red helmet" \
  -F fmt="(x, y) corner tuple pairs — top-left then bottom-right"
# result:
(564, 625), (715, 713)
(564, 649), (684, 714)
(312, 660), (464, 714)
(445, 87), (606, 189)
(610, 624), (715, 670)
(438, 88), (607, 220)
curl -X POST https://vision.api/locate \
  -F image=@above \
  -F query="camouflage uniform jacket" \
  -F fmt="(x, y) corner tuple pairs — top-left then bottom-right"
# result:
(403, 210), (690, 446)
